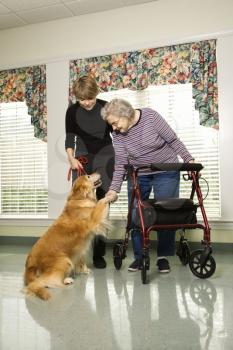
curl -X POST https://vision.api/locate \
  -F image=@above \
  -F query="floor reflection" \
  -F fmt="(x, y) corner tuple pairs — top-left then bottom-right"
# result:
(0, 247), (233, 350)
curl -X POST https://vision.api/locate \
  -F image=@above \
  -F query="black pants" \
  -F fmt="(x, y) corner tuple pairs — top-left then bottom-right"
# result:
(72, 146), (114, 258)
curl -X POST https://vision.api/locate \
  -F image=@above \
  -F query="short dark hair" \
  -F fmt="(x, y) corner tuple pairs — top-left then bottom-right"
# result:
(73, 76), (99, 100)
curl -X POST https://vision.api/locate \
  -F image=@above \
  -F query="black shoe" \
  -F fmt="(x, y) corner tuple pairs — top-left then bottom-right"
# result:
(93, 256), (106, 269)
(128, 259), (142, 272)
(157, 258), (170, 273)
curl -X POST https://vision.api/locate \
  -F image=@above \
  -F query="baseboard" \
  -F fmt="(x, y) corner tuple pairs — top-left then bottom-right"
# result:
(0, 236), (38, 246)
(107, 239), (233, 252)
(1, 236), (233, 253)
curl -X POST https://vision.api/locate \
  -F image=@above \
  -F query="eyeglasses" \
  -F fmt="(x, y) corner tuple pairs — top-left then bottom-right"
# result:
(109, 118), (121, 128)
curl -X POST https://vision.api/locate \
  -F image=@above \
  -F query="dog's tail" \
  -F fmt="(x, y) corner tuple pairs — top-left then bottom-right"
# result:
(24, 278), (51, 301)
(24, 254), (38, 285)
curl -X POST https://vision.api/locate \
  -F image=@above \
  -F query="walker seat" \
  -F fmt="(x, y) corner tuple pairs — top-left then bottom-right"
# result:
(136, 198), (197, 227)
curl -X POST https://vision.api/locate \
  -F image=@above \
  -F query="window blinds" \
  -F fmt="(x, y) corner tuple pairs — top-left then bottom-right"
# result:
(0, 102), (48, 217)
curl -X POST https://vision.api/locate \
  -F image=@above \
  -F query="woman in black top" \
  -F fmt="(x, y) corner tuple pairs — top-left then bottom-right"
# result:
(65, 76), (115, 268)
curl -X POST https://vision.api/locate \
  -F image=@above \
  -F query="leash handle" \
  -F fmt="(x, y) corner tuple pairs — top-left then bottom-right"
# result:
(67, 156), (88, 182)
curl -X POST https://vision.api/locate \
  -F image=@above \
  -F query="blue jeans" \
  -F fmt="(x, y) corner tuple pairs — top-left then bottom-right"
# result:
(128, 171), (180, 260)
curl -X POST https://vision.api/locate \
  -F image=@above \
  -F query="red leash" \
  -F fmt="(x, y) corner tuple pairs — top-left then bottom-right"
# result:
(67, 156), (88, 182)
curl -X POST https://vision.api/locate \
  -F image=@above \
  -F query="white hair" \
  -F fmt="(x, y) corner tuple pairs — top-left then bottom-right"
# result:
(101, 98), (134, 121)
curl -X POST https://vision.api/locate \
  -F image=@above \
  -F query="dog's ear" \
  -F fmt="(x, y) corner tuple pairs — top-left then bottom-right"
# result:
(72, 176), (87, 191)
(77, 184), (90, 198)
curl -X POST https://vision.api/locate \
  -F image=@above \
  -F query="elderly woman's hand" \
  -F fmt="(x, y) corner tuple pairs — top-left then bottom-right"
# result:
(188, 159), (202, 177)
(105, 190), (118, 203)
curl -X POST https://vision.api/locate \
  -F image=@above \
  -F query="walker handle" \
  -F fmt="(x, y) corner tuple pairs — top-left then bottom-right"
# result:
(150, 163), (203, 172)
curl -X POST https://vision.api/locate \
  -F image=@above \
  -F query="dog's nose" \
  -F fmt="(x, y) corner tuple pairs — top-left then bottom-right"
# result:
(92, 172), (101, 178)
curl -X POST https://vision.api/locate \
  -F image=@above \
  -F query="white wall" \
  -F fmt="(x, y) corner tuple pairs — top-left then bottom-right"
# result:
(217, 37), (233, 221)
(0, 0), (233, 237)
(46, 61), (71, 218)
(0, 0), (233, 69)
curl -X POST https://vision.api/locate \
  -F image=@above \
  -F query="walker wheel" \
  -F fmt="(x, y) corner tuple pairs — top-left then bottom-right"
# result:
(113, 241), (124, 270)
(141, 258), (147, 284)
(177, 239), (190, 265)
(189, 249), (216, 279)
(190, 279), (217, 307)
(141, 256), (149, 284)
(114, 256), (122, 270)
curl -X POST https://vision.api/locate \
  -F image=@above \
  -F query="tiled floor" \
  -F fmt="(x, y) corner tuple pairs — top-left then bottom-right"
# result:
(0, 244), (233, 350)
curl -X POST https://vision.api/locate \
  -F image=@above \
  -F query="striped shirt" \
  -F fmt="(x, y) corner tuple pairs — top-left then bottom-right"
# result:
(110, 108), (193, 193)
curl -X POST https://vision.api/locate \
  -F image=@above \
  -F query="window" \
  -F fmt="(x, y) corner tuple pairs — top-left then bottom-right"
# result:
(0, 102), (48, 217)
(98, 84), (220, 220)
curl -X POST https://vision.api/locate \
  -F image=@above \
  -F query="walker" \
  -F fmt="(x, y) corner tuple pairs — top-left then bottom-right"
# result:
(113, 163), (216, 284)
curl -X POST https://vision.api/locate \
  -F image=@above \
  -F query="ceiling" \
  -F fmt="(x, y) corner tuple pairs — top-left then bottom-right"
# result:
(0, 0), (158, 30)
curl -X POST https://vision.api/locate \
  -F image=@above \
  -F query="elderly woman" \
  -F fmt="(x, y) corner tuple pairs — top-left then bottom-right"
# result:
(101, 98), (194, 273)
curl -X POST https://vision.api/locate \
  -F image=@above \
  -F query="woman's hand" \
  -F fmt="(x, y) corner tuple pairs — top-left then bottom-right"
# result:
(105, 190), (118, 203)
(188, 159), (201, 177)
(187, 159), (194, 178)
(70, 157), (83, 170)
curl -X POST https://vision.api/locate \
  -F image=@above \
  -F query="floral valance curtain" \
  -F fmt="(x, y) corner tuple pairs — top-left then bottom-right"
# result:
(0, 65), (47, 141)
(69, 39), (218, 129)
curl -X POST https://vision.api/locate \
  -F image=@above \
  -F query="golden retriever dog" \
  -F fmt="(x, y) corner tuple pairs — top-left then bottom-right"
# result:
(23, 173), (110, 301)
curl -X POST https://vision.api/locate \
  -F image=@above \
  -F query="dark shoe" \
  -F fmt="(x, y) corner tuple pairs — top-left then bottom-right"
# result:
(128, 259), (142, 272)
(157, 258), (170, 273)
(93, 256), (106, 269)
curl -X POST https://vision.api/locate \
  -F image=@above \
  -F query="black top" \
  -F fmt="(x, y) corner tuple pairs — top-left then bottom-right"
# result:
(65, 99), (113, 156)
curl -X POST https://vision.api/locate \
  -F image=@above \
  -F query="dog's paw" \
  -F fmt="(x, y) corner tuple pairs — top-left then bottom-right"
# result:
(104, 190), (118, 203)
(64, 277), (74, 285)
(76, 263), (91, 274)
(82, 266), (91, 274)
(98, 197), (108, 205)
